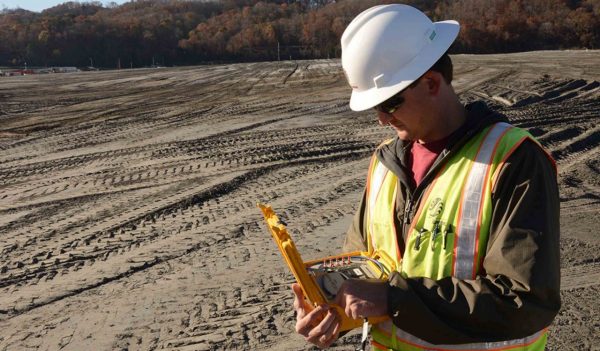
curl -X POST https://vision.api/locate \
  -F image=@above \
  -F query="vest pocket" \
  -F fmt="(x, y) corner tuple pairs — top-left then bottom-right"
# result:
(402, 224), (454, 280)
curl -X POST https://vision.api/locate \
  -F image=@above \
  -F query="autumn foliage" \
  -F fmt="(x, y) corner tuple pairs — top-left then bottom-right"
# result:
(0, 0), (598, 68)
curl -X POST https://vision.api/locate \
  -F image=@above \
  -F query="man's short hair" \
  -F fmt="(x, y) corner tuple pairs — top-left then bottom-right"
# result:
(429, 52), (453, 84)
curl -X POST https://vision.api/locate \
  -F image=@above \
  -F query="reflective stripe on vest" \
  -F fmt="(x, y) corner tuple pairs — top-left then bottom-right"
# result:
(368, 157), (392, 248)
(454, 122), (510, 279)
(372, 321), (547, 351)
(366, 138), (400, 266)
(366, 123), (551, 350)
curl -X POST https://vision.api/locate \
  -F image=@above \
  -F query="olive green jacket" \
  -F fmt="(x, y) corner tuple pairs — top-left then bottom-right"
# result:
(343, 101), (560, 344)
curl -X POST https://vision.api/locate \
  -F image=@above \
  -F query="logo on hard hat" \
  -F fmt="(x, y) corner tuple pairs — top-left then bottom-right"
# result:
(429, 30), (437, 41)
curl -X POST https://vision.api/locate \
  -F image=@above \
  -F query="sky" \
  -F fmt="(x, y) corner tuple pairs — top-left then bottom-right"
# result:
(1, 0), (128, 12)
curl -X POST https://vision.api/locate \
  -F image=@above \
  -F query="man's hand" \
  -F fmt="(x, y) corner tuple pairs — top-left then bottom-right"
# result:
(292, 283), (341, 349)
(334, 279), (388, 320)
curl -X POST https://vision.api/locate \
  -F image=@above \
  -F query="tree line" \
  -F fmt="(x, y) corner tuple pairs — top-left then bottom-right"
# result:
(0, 0), (598, 68)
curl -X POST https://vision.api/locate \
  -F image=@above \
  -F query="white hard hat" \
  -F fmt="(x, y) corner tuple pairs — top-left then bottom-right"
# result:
(341, 4), (459, 111)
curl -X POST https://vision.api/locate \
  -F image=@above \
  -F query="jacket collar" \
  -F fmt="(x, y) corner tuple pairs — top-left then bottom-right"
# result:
(375, 101), (509, 189)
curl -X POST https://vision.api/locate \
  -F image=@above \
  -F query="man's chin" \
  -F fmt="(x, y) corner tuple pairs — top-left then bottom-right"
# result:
(395, 131), (411, 141)
(389, 126), (409, 140)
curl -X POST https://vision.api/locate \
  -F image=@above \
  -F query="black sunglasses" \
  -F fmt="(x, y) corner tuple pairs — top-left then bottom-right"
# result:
(373, 92), (405, 114)
(373, 77), (424, 114)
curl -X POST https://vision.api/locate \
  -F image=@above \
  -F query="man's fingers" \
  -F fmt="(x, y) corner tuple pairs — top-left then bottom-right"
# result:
(305, 309), (340, 347)
(320, 314), (341, 348)
(331, 313), (341, 337)
(305, 308), (336, 341)
(291, 284), (308, 320)
(290, 283), (346, 348)
(336, 287), (362, 320)
(295, 304), (328, 336)
(345, 303), (362, 320)
(291, 283), (303, 307)
(321, 309), (341, 344)
(335, 279), (388, 320)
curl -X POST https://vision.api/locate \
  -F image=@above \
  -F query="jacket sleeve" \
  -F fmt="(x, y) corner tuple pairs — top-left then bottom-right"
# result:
(386, 139), (561, 344)
(343, 188), (369, 252)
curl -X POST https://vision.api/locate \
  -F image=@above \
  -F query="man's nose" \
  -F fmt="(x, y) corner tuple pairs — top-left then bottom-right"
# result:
(377, 111), (392, 126)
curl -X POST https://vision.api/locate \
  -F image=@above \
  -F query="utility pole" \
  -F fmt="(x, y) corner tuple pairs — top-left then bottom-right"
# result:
(277, 41), (280, 61)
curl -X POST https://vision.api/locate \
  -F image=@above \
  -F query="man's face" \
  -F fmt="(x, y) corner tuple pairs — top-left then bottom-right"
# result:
(374, 78), (434, 142)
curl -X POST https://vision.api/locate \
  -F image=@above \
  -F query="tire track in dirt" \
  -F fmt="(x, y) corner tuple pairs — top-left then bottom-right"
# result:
(0, 155), (369, 349)
(142, 160), (369, 351)
(561, 262), (600, 290)
(0, 154), (371, 317)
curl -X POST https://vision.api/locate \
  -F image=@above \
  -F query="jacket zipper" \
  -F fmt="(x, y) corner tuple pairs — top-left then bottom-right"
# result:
(402, 149), (448, 235)
(403, 197), (412, 225)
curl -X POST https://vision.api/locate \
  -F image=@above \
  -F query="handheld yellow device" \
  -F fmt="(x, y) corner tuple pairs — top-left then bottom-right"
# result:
(258, 203), (391, 332)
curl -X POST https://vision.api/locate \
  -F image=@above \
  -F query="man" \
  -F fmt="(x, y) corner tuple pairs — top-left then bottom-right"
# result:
(291, 4), (560, 351)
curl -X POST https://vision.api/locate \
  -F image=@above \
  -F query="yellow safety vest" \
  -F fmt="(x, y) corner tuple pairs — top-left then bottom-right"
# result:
(366, 122), (551, 351)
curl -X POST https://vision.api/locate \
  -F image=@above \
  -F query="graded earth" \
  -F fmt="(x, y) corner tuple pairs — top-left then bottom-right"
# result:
(0, 50), (599, 350)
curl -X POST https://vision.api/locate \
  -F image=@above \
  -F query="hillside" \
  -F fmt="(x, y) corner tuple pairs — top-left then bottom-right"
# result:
(0, 0), (598, 67)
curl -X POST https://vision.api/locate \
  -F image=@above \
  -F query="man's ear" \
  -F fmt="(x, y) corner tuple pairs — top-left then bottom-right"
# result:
(423, 71), (442, 96)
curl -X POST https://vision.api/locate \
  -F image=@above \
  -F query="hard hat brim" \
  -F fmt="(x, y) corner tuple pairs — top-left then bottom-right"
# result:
(349, 20), (460, 112)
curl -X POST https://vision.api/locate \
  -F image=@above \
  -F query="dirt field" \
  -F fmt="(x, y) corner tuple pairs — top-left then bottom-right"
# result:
(0, 50), (599, 351)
